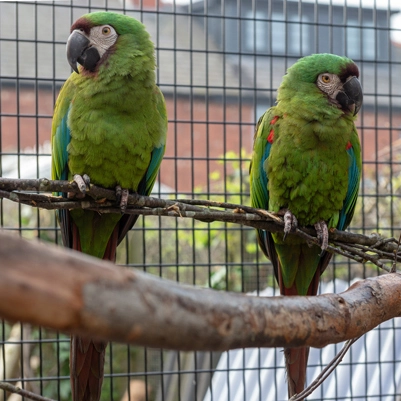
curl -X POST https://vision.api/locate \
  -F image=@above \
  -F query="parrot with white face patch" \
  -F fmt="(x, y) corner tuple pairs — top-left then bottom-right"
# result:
(52, 12), (167, 401)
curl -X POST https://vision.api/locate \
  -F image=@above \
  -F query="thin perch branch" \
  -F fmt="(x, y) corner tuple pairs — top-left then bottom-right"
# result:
(0, 177), (400, 271)
(0, 230), (400, 351)
(290, 336), (360, 401)
(0, 381), (55, 401)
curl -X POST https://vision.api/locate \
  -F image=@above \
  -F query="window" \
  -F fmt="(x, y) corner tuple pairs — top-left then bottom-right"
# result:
(347, 18), (375, 60)
(244, 10), (310, 55)
(244, 10), (269, 53)
(271, 12), (286, 54)
(288, 14), (310, 55)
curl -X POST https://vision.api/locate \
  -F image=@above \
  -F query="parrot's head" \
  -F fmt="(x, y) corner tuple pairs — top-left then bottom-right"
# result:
(66, 12), (154, 74)
(279, 53), (363, 117)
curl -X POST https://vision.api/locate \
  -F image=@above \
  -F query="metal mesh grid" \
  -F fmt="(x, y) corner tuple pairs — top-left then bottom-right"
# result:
(1, 0), (400, 400)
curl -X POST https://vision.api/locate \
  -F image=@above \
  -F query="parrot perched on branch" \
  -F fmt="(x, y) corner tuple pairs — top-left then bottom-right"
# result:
(249, 54), (362, 398)
(51, 12), (167, 401)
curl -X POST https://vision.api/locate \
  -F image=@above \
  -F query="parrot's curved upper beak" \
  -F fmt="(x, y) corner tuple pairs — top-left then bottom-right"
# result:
(336, 76), (363, 116)
(66, 30), (100, 74)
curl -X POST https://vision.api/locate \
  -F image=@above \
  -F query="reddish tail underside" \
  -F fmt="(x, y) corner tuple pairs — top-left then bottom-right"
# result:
(279, 265), (321, 400)
(70, 223), (119, 401)
(285, 347), (309, 398)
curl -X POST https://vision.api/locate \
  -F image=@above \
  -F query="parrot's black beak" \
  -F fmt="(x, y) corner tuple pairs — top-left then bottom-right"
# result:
(66, 30), (100, 74)
(336, 76), (363, 116)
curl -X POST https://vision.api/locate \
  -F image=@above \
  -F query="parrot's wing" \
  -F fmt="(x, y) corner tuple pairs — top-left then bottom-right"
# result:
(51, 80), (75, 248)
(143, 87), (168, 195)
(51, 81), (74, 183)
(249, 108), (280, 278)
(318, 129), (362, 278)
(117, 86), (168, 243)
(338, 129), (362, 230)
(249, 110), (273, 211)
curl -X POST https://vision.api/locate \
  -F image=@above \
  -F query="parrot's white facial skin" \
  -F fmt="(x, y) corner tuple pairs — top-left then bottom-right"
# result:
(316, 72), (342, 98)
(74, 24), (118, 58)
(316, 72), (357, 113)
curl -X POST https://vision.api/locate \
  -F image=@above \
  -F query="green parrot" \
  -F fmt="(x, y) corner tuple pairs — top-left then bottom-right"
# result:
(51, 12), (167, 401)
(249, 54), (362, 398)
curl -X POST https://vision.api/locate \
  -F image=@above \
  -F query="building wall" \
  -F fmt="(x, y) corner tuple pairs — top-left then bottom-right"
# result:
(2, 87), (400, 192)
(0, 87), (254, 194)
(1, 86), (54, 151)
(162, 95), (254, 194)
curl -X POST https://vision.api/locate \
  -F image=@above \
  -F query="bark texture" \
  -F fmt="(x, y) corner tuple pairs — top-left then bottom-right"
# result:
(1, 230), (400, 351)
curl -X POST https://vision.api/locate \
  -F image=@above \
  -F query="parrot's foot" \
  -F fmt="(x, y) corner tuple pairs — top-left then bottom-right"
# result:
(314, 220), (329, 250)
(115, 185), (129, 213)
(69, 174), (90, 198)
(283, 210), (298, 240)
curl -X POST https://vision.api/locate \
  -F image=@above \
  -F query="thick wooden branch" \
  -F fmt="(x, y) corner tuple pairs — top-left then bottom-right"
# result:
(0, 177), (400, 271)
(0, 230), (400, 351)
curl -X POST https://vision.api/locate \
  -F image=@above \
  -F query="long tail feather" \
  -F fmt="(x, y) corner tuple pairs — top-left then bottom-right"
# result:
(70, 337), (107, 401)
(285, 347), (309, 399)
(70, 222), (120, 401)
(280, 279), (310, 399)
(279, 257), (324, 400)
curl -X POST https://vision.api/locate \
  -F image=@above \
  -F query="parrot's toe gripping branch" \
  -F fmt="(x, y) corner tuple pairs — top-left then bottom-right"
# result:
(283, 210), (298, 240)
(314, 220), (329, 250)
(115, 185), (129, 213)
(70, 174), (90, 198)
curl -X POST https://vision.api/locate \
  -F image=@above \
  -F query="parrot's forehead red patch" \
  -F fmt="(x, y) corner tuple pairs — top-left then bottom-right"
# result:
(339, 63), (359, 81)
(70, 18), (93, 34)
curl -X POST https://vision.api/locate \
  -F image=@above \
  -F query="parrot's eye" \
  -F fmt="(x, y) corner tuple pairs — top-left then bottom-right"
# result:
(102, 26), (112, 35)
(321, 75), (331, 83)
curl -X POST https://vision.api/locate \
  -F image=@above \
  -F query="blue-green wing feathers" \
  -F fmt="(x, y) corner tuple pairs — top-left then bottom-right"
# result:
(51, 82), (74, 248)
(338, 139), (361, 230)
(249, 111), (272, 212)
(52, 111), (70, 183)
(249, 109), (280, 276)
(51, 80), (74, 184)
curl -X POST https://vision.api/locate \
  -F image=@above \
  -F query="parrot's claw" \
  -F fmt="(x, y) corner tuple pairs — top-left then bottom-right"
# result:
(115, 185), (129, 213)
(314, 220), (329, 250)
(69, 174), (90, 198)
(115, 185), (122, 202)
(82, 174), (91, 186)
(283, 210), (298, 240)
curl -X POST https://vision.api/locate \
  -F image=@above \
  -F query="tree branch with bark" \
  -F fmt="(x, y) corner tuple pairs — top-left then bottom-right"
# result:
(1, 229), (401, 351)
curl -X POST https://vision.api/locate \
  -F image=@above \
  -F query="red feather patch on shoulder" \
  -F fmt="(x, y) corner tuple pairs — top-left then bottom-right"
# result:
(270, 116), (279, 125)
(267, 129), (274, 143)
(266, 116), (278, 143)
(346, 141), (352, 150)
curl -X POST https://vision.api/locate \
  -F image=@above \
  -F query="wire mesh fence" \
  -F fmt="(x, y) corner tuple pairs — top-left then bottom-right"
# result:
(1, 0), (401, 400)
